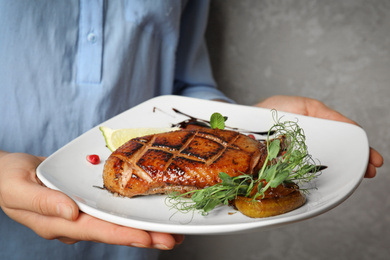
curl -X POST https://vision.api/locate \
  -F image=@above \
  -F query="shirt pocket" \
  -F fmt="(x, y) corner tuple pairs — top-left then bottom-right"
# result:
(123, 0), (181, 34)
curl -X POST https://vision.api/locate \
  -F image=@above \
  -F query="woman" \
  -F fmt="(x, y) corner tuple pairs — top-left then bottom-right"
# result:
(0, 1), (382, 259)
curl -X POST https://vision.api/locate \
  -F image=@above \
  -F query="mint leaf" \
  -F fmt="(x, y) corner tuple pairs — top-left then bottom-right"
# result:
(210, 113), (227, 129)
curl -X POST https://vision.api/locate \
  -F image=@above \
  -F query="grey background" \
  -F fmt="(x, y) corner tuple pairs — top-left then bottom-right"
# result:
(161, 1), (389, 259)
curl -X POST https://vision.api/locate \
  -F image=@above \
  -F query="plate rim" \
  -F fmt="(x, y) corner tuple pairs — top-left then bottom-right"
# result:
(36, 95), (369, 235)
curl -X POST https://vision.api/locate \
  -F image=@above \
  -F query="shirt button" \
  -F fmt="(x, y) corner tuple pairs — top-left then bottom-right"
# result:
(87, 32), (97, 43)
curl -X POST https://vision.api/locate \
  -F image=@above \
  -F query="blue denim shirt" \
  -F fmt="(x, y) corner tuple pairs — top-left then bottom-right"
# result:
(0, 0), (232, 259)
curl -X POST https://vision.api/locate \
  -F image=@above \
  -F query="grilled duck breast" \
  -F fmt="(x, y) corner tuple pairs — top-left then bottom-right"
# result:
(103, 128), (268, 198)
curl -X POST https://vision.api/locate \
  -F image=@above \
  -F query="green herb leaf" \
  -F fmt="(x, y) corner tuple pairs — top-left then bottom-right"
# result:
(269, 169), (289, 188)
(203, 198), (220, 212)
(191, 190), (205, 203)
(210, 112), (227, 129)
(264, 165), (277, 182)
(219, 172), (234, 186)
(268, 139), (281, 159)
(257, 182), (264, 193)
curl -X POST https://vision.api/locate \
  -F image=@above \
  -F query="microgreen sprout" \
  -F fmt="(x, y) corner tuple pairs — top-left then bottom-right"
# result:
(166, 110), (324, 215)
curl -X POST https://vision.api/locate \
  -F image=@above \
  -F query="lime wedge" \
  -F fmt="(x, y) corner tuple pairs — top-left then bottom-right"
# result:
(99, 126), (180, 152)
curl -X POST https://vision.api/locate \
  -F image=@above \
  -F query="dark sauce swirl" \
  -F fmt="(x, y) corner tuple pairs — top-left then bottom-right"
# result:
(169, 108), (275, 136)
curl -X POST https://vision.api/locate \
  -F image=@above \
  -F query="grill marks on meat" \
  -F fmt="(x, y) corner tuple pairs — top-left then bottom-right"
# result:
(103, 128), (268, 198)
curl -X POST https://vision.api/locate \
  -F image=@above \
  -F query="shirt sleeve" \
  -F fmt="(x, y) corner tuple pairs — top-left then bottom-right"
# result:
(173, 0), (235, 103)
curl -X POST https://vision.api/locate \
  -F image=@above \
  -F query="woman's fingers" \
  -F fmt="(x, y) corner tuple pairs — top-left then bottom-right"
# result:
(369, 147), (384, 168)
(364, 148), (384, 178)
(172, 233), (185, 245)
(3, 175), (78, 220)
(0, 153), (78, 221)
(4, 207), (180, 249)
(0, 152), (184, 249)
(255, 96), (384, 178)
(148, 231), (184, 250)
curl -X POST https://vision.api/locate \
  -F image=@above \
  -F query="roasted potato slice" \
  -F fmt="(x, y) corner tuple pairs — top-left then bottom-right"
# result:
(234, 190), (306, 218)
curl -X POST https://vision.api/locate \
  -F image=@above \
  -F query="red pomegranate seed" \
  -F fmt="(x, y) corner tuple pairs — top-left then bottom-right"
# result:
(248, 134), (255, 139)
(86, 154), (100, 165)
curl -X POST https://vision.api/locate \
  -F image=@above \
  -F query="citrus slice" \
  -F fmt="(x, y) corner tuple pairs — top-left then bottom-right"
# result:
(99, 126), (180, 152)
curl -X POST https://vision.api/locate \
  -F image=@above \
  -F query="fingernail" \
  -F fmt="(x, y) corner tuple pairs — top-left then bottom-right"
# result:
(153, 244), (171, 250)
(130, 243), (147, 248)
(57, 203), (73, 220)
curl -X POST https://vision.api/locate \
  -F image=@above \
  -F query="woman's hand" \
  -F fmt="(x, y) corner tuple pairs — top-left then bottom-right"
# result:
(0, 152), (184, 249)
(255, 95), (383, 178)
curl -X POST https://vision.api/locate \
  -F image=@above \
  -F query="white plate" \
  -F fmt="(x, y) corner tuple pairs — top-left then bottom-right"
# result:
(36, 95), (369, 235)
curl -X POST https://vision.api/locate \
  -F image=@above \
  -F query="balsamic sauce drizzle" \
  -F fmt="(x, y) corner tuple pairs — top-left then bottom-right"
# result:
(169, 108), (275, 136)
